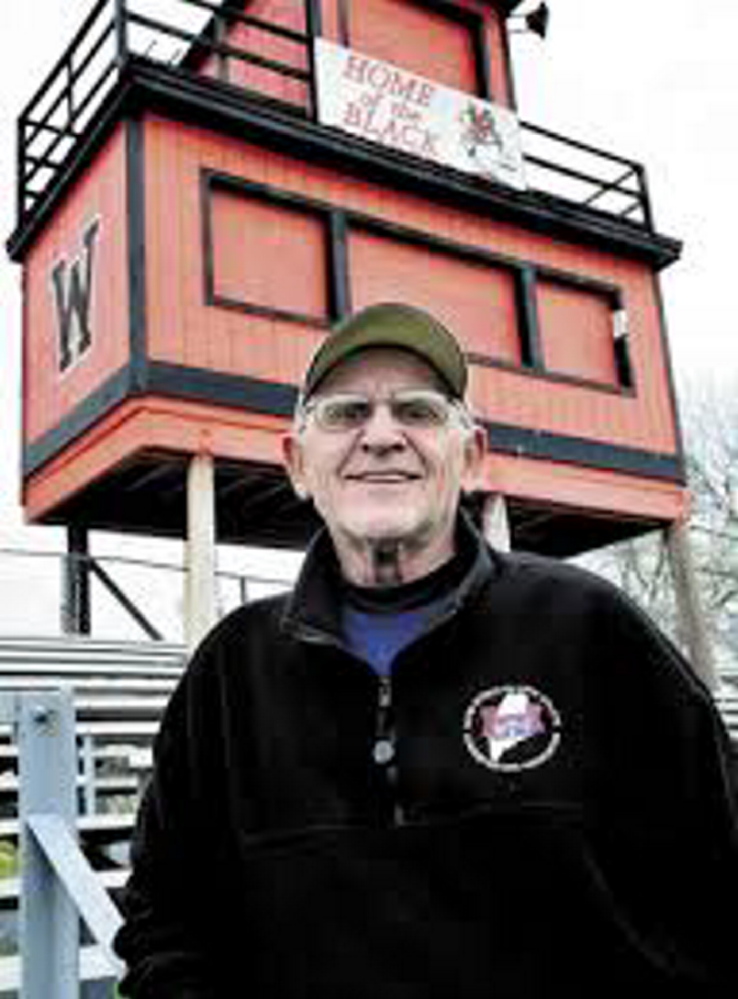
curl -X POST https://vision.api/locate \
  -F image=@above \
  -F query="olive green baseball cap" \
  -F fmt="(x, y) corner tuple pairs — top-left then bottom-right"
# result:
(302, 302), (468, 399)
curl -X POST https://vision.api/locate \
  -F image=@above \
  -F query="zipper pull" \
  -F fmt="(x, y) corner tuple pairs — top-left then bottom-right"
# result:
(378, 675), (392, 711)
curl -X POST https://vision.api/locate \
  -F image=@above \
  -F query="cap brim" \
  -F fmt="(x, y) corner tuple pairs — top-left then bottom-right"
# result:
(303, 303), (467, 399)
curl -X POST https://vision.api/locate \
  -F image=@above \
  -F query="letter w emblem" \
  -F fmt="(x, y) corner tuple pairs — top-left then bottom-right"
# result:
(51, 218), (100, 373)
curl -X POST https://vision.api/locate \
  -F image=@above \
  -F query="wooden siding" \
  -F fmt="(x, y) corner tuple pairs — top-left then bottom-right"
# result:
(210, 187), (330, 321)
(200, 0), (515, 108)
(320, 0), (513, 105)
(484, 450), (688, 523)
(537, 279), (618, 387)
(196, 0), (309, 109)
(349, 228), (521, 364)
(22, 126), (130, 447)
(143, 114), (680, 458)
(345, 0), (479, 94)
(484, 4), (513, 106)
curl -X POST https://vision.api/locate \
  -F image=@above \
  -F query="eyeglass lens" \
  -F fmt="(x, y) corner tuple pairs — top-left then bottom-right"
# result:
(311, 391), (452, 431)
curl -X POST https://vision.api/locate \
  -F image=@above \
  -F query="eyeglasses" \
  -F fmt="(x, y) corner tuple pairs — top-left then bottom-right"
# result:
(302, 389), (461, 433)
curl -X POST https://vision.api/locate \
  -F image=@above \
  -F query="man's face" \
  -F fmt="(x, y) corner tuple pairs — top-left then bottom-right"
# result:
(283, 348), (485, 567)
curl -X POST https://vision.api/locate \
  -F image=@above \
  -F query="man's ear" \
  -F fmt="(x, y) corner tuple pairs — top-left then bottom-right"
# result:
(282, 431), (309, 500)
(461, 424), (487, 493)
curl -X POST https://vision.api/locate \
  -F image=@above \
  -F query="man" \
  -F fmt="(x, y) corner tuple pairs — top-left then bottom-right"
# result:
(116, 302), (738, 997)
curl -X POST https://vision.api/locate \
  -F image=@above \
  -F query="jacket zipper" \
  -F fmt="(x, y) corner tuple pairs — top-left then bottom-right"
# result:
(291, 623), (407, 826)
(375, 675), (405, 827)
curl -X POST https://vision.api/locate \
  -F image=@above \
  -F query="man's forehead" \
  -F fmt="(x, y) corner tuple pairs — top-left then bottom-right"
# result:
(313, 346), (447, 395)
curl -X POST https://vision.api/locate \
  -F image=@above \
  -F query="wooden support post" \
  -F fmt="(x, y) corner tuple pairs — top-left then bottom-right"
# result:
(61, 524), (91, 636)
(664, 519), (716, 688)
(185, 453), (217, 652)
(482, 493), (511, 552)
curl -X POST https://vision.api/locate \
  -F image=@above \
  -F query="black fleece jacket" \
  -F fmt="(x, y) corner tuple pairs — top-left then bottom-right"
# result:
(115, 519), (738, 998)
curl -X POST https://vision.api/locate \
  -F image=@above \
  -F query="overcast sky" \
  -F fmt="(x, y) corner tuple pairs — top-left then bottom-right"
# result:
(0, 0), (736, 632)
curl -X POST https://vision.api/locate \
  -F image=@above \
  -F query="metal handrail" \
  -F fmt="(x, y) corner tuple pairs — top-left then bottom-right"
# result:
(13, 0), (654, 230)
(0, 545), (296, 643)
(0, 544), (292, 588)
(0, 689), (124, 996)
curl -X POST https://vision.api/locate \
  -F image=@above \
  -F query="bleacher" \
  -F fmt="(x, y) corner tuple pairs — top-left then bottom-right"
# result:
(0, 633), (733, 994)
(0, 635), (186, 995)
(714, 667), (738, 746)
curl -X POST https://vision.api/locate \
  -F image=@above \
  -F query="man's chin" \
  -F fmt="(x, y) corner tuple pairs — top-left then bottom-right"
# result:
(342, 518), (426, 549)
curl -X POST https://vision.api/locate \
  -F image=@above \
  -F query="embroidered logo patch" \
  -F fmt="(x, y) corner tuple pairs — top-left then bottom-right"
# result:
(463, 685), (562, 772)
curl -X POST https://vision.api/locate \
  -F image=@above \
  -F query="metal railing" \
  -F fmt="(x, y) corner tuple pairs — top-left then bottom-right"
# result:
(0, 688), (124, 996)
(15, 0), (653, 228)
(0, 545), (296, 644)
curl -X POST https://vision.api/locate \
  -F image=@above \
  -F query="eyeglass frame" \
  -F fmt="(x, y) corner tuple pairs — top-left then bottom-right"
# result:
(295, 388), (474, 435)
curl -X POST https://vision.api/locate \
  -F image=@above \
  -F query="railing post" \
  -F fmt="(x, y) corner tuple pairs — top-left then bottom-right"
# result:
(80, 733), (97, 816)
(115, 0), (128, 68)
(17, 689), (78, 999)
(637, 163), (655, 231)
(214, 12), (230, 83)
(304, 0), (321, 121)
(16, 114), (26, 221)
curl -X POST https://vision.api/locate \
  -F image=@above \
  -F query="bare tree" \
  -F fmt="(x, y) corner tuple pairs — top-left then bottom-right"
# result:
(682, 376), (738, 664)
(577, 375), (738, 671)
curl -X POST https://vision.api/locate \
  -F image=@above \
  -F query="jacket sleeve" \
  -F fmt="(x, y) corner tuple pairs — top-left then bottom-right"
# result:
(588, 583), (738, 989)
(114, 647), (226, 999)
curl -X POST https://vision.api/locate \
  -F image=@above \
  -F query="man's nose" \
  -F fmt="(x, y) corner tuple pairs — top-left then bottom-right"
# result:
(358, 401), (407, 450)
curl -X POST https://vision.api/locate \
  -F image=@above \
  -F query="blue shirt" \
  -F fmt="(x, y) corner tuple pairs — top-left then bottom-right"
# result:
(342, 599), (453, 676)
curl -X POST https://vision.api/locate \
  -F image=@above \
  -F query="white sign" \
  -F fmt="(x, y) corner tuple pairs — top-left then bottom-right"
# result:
(314, 39), (526, 191)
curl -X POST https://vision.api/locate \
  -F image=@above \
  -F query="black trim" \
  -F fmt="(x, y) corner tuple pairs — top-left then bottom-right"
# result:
(328, 212), (351, 320)
(126, 116), (147, 389)
(305, 0), (322, 38)
(23, 364), (133, 476)
(514, 267), (543, 369)
(464, 352), (637, 397)
(139, 363), (687, 483)
(145, 361), (298, 416)
(614, 334), (634, 392)
(337, 0), (349, 46)
(22, 359), (684, 485)
(499, 7), (517, 111)
(534, 265), (620, 306)
(485, 422), (684, 482)
(304, 0), (321, 117)
(472, 16), (493, 101)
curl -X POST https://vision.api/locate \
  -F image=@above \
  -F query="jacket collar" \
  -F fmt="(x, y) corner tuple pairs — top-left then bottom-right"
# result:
(280, 510), (498, 647)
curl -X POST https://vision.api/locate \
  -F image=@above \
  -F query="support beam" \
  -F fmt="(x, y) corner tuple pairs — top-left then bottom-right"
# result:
(664, 519), (716, 688)
(185, 453), (217, 651)
(61, 524), (91, 636)
(482, 493), (512, 552)
(18, 689), (78, 999)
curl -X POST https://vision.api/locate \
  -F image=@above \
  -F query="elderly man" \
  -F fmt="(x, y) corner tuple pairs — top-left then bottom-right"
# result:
(116, 303), (738, 997)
